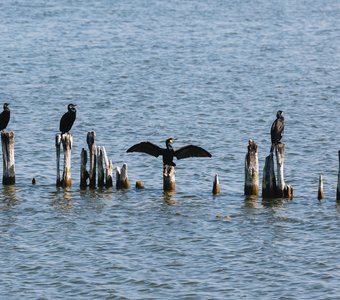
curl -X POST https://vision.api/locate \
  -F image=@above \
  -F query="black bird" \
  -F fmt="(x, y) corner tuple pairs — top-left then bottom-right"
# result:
(0, 103), (10, 132)
(127, 137), (212, 166)
(270, 110), (284, 152)
(59, 103), (76, 134)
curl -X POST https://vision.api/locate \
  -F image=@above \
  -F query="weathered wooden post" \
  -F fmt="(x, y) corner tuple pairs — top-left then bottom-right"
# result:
(61, 133), (73, 188)
(103, 147), (113, 188)
(163, 165), (175, 192)
(87, 131), (96, 189)
(97, 146), (104, 188)
(275, 144), (293, 199)
(318, 175), (324, 201)
(55, 133), (62, 187)
(337, 150), (340, 202)
(262, 153), (276, 198)
(1, 132), (15, 185)
(116, 163), (130, 189)
(244, 140), (259, 196)
(212, 174), (220, 195)
(80, 148), (88, 189)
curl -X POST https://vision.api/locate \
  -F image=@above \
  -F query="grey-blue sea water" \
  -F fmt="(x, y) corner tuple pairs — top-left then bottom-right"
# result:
(0, 0), (339, 299)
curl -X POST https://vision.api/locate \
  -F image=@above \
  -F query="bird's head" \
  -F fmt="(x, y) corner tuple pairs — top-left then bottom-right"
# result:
(3, 103), (9, 110)
(68, 103), (77, 112)
(165, 137), (176, 148)
(276, 110), (284, 119)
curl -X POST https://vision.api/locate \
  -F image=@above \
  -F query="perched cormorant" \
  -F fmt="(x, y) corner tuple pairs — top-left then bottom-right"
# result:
(270, 110), (284, 152)
(59, 104), (76, 134)
(127, 137), (212, 166)
(0, 103), (10, 132)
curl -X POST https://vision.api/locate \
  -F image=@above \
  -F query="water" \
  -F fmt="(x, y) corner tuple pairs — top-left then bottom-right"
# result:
(0, 0), (340, 298)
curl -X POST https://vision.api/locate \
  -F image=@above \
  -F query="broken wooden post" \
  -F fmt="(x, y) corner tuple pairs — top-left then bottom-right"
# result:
(244, 140), (259, 196)
(318, 175), (324, 201)
(87, 131), (96, 189)
(1, 132), (15, 185)
(116, 163), (130, 189)
(337, 150), (340, 202)
(163, 165), (175, 192)
(103, 147), (113, 188)
(80, 148), (88, 189)
(275, 143), (293, 198)
(61, 133), (73, 188)
(136, 181), (145, 189)
(55, 133), (62, 187)
(212, 174), (220, 195)
(262, 153), (276, 198)
(97, 146), (104, 188)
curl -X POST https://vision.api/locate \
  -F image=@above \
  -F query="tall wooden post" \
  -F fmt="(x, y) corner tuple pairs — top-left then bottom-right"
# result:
(1, 132), (15, 185)
(97, 146), (104, 188)
(262, 153), (276, 198)
(275, 144), (286, 197)
(244, 140), (259, 196)
(318, 175), (324, 201)
(163, 165), (175, 192)
(337, 150), (340, 202)
(61, 133), (73, 188)
(116, 163), (130, 189)
(87, 131), (96, 189)
(80, 148), (88, 189)
(55, 134), (62, 187)
(103, 147), (113, 188)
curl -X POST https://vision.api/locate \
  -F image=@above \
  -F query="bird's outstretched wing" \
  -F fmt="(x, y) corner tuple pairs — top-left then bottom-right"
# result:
(174, 145), (212, 160)
(126, 141), (163, 157)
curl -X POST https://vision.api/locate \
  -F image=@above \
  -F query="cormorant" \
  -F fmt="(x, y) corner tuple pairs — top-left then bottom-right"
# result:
(0, 103), (10, 132)
(270, 110), (284, 152)
(127, 137), (212, 166)
(59, 104), (76, 134)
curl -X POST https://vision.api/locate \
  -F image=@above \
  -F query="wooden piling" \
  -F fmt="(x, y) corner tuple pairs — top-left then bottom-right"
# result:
(163, 165), (176, 192)
(1, 132), (15, 185)
(97, 146), (104, 188)
(275, 144), (286, 197)
(116, 163), (130, 189)
(55, 133), (62, 187)
(337, 150), (340, 202)
(244, 140), (259, 196)
(103, 147), (113, 188)
(87, 131), (96, 189)
(61, 133), (73, 188)
(262, 153), (276, 198)
(80, 148), (88, 189)
(318, 175), (324, 201)
(212, 174), (220, 195)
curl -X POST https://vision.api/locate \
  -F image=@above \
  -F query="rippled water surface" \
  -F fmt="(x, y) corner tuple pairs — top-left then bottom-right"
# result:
(0, 0), (340, 299)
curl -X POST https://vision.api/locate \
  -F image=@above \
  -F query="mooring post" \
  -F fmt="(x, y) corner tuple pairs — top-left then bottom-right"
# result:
(55, 133), (62, 187)
(212, 174), (220, 195)
(163, 165), (176, 192)
(116, 163), (130, 189)
(1, 132), (15, 185)
(244, 140), (259, 196)
(102, 147), (113, 188)
(262, 153), (276, 198)
(97, 146), (105, 188)
(80, 148), (88, 189)
(61, 133), (73, 188)
(337, 150), (340, 202)
(87, 131), (96, 189)
(318, 174), (324, 201)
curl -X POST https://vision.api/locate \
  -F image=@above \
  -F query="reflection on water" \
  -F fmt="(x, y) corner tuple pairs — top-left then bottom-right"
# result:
(49, 188), (73, 211)
(163, 191), (177, 205)
(0, 185), (18, 210)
